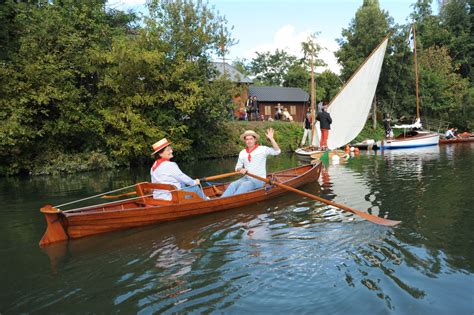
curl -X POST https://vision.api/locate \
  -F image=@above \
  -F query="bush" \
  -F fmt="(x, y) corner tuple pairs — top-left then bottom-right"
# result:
(352, 120), (386, 143)
(30, 151), (116, 175)
(200, 121), (304, 159)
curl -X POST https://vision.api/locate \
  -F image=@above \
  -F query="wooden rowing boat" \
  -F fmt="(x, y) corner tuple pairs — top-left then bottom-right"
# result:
(439, 136), (474, 144)
(39, 163), (322, 247)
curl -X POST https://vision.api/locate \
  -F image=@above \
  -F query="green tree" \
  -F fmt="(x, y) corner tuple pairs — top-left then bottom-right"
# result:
(141, 0), (234, 160)
(0, 0), (136, 174)
(440, 0), (472, 79)
(249, 49), (299, 86)
(410, 0), (451, 49)
(418, 45), (469, 121)
(283, 63), (309, 90)
(376, 28), (415, 119)
(232, 58), (252, 77)
(317, 70), (342, 102)
(336, 0), (392, 81)
(0, 0), (19, 61)
(406, 0), (472, 128)
(336, 0), (392, 129)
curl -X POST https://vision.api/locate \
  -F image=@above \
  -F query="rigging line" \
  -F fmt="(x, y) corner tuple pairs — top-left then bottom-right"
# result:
(54, 183), (140, 208)
(60, 183), (204, 213)
(61, 192), (155, 213)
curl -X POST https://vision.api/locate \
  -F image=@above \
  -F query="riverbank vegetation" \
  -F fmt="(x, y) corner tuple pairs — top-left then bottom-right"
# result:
(1, 0), (472, 175)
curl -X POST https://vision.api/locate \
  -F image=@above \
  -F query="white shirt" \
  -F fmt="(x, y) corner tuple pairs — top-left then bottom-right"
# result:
(235, 145), (281, 178)
(150, 161), (195, 200)
(445, 129), (455, 138)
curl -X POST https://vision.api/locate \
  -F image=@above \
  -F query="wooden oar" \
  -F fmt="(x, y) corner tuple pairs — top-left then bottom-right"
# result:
(102, 171), (241, 199)
(246, 172), (401, 226)
(199, 171), (241, 182)
(101, 191), (137, 199)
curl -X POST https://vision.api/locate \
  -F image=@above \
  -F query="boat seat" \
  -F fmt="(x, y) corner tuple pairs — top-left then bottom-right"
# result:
(135, 182), (206, 206)
(135, 182), (177, 205)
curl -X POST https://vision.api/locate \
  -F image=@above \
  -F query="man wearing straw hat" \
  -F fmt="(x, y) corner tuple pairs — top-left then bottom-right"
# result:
(221, 128), (281, 197)
(150, 138), (207, 200)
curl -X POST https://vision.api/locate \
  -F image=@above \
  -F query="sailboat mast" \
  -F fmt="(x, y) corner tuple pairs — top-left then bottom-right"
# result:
(413, 25), (420, 120)
(310, 54), (315, 143)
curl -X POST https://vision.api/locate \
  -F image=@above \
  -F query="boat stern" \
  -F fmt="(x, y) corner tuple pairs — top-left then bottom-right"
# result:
(39, 205), (69, 247)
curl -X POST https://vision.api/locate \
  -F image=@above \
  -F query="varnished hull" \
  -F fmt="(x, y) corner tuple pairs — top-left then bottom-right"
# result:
(40, 163), (322, 246)
(439, 137), (474, 144)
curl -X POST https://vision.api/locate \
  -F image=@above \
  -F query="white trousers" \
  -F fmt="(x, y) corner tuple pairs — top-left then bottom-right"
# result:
(301, 128), (312, 146)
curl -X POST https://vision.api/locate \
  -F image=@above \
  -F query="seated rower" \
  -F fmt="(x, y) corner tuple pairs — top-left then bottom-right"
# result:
(221, 129), (281, 197)
(383, 113), (393, 138)
(150, 138), (207, 200)
(445, 127), (456, 139)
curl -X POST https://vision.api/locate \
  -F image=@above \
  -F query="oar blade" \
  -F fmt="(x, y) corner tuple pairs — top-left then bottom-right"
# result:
(350, 210), (401, 226)
(245, 171), (402, 227)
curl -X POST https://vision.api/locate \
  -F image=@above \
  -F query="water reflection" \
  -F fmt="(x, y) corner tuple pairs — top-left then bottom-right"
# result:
(348, 145), (474, 273)
(378, 146), (441, 182)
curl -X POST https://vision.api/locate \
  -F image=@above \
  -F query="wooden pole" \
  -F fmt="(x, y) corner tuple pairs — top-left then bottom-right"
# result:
(372, 95), (377, 129)
(413, 25), (420, 120)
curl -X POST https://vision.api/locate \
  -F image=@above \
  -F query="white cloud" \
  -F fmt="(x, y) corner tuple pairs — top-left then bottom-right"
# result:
(107, 0), (146, 9)
(243, 25), (341, 75)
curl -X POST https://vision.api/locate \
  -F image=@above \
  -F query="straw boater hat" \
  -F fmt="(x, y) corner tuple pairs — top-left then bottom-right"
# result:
(151, 138), (170, 155)
(240, 130), (260, 141)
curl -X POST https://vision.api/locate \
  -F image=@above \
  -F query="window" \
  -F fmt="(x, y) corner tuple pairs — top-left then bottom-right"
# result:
(265, 106), (271, 115)
(290, 106), (296, 115)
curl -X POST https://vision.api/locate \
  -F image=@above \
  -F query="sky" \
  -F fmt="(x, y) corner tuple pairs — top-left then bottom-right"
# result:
(107, 0), (432, 74)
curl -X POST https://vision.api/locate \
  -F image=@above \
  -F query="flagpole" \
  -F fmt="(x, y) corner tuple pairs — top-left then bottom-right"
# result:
(413, 24), (420, 120)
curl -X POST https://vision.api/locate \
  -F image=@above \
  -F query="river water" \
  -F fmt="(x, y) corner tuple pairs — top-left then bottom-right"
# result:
(1, 144), (473, 314)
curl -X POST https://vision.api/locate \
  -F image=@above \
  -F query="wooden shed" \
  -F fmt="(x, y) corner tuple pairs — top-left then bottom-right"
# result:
(248, 86), (310, 122)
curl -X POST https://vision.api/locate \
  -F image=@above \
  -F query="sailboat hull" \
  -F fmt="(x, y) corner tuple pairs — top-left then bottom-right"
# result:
(295, 147), (320, 159)
(377, 131), (439, 149)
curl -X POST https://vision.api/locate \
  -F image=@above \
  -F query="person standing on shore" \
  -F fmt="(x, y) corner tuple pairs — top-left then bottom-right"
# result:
(317, 104), (332, 150)
(301, 111), (312, 146)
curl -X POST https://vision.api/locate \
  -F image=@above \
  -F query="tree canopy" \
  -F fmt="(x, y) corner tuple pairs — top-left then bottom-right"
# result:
(0, 0), (235, 175)
(0, 0), (472, 175)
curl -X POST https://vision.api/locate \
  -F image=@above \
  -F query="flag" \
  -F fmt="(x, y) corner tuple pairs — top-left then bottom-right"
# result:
(407, 26), (415, 52)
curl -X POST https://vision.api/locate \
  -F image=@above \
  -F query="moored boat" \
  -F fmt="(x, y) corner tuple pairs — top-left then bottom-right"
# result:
(378, 129), (439, 149)
(353, 139), (377, 150)
(295, 146), (320, 159)
(39, 163), (322, 247)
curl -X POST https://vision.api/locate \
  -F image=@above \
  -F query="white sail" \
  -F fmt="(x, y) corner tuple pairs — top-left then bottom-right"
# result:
(317, 38), (388, 150)
(311, 128), (320, 146)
